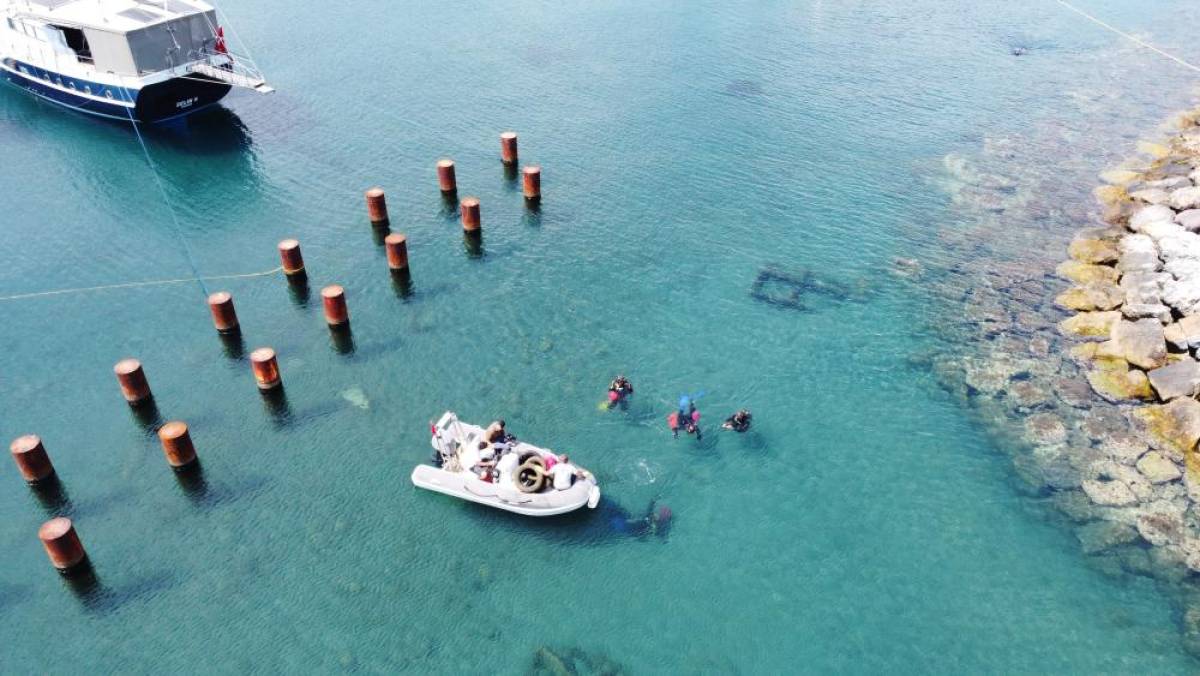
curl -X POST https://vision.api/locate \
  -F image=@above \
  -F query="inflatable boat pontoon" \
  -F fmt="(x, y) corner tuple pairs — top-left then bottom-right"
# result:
(411, 411), (601, 517)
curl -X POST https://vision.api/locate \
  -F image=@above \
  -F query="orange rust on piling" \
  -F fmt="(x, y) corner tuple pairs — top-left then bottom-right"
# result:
(114, 358), (152, 404)
(207, 292), (239, 333)
(437, 159), (457, 193)
(365, 187), (388, 224)
(522, 165), (541, 201)
(39, 517), (87, 571)
(250, 347), (282, 391)
(278, 239), (305, 276)
(384, 233), (409, 271)
(157, 421), (197, 468)
(460, 197), (481, 232)
(500, 132), (518, 165)
(10, 435), (54, 483)
(322, 285), (349, 326)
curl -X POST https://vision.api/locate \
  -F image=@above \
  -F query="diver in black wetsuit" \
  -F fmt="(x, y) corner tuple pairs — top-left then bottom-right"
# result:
(607, 375), (634, 410)
(722, 409), (752, 433)
(603, 500), (672, 540)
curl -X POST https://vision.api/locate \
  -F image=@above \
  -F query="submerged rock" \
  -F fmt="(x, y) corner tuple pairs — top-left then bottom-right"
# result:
(1082, 478), (1138, 507)
(1100, 169), (1142, 185)
(1060, 311), (1121, 340)
(1138, 451), (1183, 484)
(1055, 284), (1123, 311)
(1076, 520), (1139, 554)
(1068, 238), (1119, 264)
(1137, 511), (1185, 546)
(1024, 413), (1068, 446)
(1056, 260), (1120, 285)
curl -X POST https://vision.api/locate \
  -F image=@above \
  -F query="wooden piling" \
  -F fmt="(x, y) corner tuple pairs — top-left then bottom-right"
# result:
(114, 359), (152, 405)
(461, 197), (481, 232)
(39, 517), (87, 572)
(250, 348), (282, 391)
(157, 421), (197, 469)
(500, 132), (518, 165)
(207, 292), (239, 333)
(10, 435), (54, 483)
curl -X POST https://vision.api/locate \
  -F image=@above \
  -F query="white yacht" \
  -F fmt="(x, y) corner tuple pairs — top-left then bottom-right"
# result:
(1, 0), (270, 122)
(412, 411), (602, 517)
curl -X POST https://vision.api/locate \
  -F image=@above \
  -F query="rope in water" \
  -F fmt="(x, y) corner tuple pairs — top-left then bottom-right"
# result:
(121, 84), (210, 296)
(1054, 0), (1200, 74)
(0, 266), (282, 303)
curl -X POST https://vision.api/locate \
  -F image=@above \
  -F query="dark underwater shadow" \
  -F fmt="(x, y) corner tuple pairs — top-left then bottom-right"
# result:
(140, 105), (253, 156)
(447, 496), (673, 547)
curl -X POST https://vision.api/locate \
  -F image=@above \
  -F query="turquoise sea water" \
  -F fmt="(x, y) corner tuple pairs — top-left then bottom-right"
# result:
(3, 0), (1200, 672)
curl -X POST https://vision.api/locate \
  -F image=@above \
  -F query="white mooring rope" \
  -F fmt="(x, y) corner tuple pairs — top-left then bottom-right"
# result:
(1054, 0), (1200, 74)
(0, 266), (282, 303)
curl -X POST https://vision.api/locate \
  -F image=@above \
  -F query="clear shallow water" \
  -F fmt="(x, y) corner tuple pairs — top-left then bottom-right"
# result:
(2, 0), (1200, 672)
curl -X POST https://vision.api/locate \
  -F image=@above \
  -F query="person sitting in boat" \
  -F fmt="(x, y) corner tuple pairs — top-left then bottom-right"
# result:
(550, 454), (584, 490)
(722, 409), (752, 433)
(607, 375), (634, 409)
(472, 441), (497, 479)
(495, 445), (521, 486)
(485, 419), (506, 443)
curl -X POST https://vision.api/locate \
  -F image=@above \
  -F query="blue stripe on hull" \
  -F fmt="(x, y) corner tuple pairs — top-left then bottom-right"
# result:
(1, 59), (228, 123)
(2, 63), (134, 120)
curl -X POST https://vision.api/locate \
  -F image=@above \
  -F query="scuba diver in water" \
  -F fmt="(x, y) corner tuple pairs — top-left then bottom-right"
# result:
(670, 397), (702, 440)
(722, 409), (752, 433)
(607, 375), (634, 410)
(604, 499), (673, 540)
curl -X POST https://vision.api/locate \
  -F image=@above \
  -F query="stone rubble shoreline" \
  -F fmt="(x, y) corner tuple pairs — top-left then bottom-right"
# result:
(924, 107), (1200, 657)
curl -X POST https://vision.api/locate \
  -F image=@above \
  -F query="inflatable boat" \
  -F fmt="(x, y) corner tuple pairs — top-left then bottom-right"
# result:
(411, 411), (601, 517)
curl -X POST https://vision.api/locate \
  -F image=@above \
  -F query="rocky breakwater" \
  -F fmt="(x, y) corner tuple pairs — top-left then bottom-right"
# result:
(1057, 117), (1200, 596)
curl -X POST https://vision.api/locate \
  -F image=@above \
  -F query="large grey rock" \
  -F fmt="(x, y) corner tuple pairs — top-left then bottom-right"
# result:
(1146, 176), (1193, 190)
(1137, 451), (1183, 484)
(1119, 271), (1166, 305)
(1143, 220), (1187, 241)
(1122, 303), (1173, 323)
(1162, 275), (1200, 316)
(1131, 188), (1171, 205)
(1147, 359), (1200, 401)
(1117, 234), (1161, 273)
(1082, 478), (1138, 507)
(1165, 323), (1189, 351)
(1171, 186), (1200, 211)
(1179, 314), (1200, 348)
(1130, 205), (1178, 231)
(1178, 209), (1200, 231)
(1109, 318), (1168, 369)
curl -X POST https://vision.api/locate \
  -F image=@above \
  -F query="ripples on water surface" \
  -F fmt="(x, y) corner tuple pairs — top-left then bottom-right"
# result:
(2, 0), (1200, 672)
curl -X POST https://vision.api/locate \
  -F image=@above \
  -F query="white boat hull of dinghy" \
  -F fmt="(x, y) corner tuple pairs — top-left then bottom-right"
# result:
(411, 464), (601, 517)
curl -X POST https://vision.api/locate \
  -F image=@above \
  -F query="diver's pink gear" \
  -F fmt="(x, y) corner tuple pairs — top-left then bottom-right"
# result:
(691, 411), (701, 423)
(667, 413), (679, 430)
(608, 390), (619, 402)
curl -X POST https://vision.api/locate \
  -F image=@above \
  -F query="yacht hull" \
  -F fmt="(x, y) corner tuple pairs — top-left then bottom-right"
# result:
(1, 58), (230, 123)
